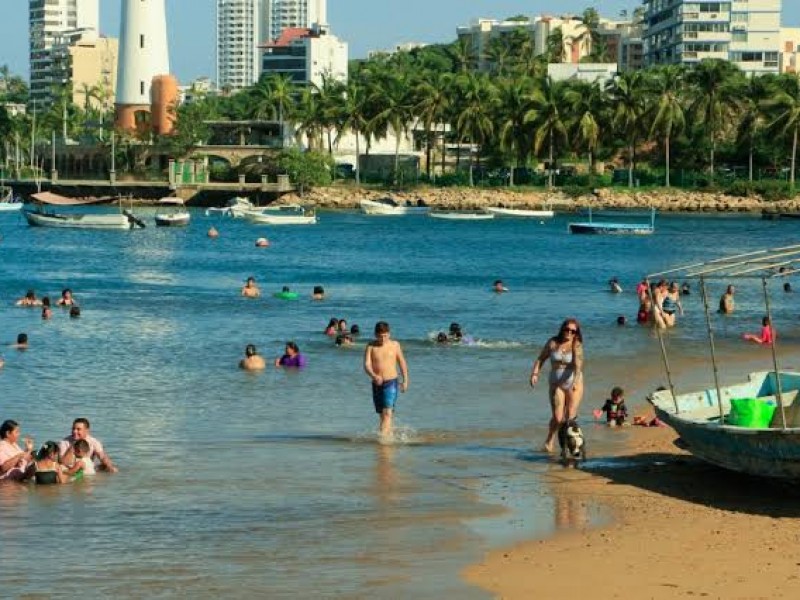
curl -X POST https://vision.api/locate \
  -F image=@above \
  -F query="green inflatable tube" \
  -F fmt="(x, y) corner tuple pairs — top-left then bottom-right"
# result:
(273, 291), (300, 300)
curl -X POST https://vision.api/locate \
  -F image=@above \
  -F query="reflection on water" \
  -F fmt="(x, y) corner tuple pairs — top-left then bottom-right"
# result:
(554, 495), (590, 531)
(1, 212), (798, 596)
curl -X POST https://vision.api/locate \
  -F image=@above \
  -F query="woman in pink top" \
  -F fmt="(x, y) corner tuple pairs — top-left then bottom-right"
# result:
(743, 316), (776, 345)
(0, 419), (36, 482)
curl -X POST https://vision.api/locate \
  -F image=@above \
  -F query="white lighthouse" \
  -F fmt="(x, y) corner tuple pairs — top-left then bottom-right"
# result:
(115, 0), (170, 130)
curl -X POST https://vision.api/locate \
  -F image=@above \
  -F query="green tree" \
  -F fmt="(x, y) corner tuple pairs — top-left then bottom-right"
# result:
(335, 77), (369, 185)
(367, 71), (411, 183)
(455, 73), (497, 186)
(649, 65), (686, 187)
(278, 148), (334, 195)
(764, 73), (800, 191)
(565, 80), (605, 174)
(414, 72), (452, 178)
(525, 76), (569, 188)
(736, 75), (771, 182)
(606, 71), (648, 187)
(546, 28), (565, 63)
(496, 76), (535, 185)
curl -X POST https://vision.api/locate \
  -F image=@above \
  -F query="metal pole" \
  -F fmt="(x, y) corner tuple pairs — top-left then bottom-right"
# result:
(30, 99), (36, 169)
(700, 277), (725, 423)
(647, 278), (679, 413)
(762, 277), (788, 430)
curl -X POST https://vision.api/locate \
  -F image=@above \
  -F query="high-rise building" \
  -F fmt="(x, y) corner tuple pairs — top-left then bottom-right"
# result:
(643, 0), (782, 74)
(115, 0), (171, 131)
(266, 0), (327, 42)
(260, 23), (348, 86)
(216, 0), (269, 92)
(29, 0), (99, 104)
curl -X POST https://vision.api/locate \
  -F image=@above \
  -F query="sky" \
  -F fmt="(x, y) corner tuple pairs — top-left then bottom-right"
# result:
(1, 0), (798, 84)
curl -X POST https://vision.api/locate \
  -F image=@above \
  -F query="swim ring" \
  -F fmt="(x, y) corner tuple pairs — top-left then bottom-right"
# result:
(273, 291), (300, 300)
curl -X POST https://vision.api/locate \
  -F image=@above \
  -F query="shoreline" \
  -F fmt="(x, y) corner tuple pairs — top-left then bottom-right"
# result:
(463, 417), (800, 599)
(284, 185), (800, 213)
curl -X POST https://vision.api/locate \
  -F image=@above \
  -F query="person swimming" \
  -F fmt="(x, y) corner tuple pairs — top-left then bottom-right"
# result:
(493, 280), (508, 293)
(325, 318), (338, 336)
(609, 278), (623, 293)
(312, 285), (325, 300)
(436, 332), (449, 344)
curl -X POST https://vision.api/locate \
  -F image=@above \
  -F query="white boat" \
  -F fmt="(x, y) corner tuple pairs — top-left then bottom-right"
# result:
(24, 192), (145, 230)
(154, 198), (191, 227)
(359, 197), (430, 216)
(568, 208), (655, 235)
(242, 204), (317, 225)
(486, 206), (554, 218)
(429, 210), (495, 221)
(647, 244), (800, 480)
(205, 196), (255, 218)
(0, 188), (23, 212)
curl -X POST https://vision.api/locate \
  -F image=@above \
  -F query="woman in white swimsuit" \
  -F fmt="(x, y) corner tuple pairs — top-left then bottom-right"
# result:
(530, 319), (585, 453)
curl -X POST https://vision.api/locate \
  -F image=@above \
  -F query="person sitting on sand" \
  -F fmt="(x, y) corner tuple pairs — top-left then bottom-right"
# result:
(609, 278), (623, 293)
(493, 280), (509, 293)
(275, 341), (307, 368)
(56, 288), (76, 307)
(596, 387), (628, 427)
(242, 277), (260, 298)
(239, 344), (266, 370)
(16, 290), (42, 307)
(312, 285), (325, 300)
(719, 285), (735, 314)
(743, 316), (775, 346)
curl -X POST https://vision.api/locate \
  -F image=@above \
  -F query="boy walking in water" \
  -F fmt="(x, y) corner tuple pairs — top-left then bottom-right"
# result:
(364, 321), (409, 438)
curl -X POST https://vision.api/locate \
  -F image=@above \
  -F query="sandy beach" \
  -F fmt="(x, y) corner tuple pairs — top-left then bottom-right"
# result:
(464, 420), (800, 599)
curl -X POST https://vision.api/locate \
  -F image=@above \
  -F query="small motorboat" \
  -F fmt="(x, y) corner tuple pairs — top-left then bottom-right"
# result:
(24, 192), (145, 230)
(359, 197), (430, 216)
(0, 188), (23, 212)
(429, 210), (495, 221)
(154, 198), (190, 227)
(568, 208), (655, 235)
(205, 196), (255, 218)
(486, 206), (554, 218)
(242, 204), (317, 225)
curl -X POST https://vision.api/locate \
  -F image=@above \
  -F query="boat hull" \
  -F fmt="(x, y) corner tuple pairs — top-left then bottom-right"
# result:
(486, 207), (554, 218)
(243, 212), (317, 225)
(429, 212), (494, 220)
(24, 210), (135, 230)
(0, 203), (23, 212)
(359, 200), (429, 215)
(568, 222), (654, 235)
(155, 213), (191, 227)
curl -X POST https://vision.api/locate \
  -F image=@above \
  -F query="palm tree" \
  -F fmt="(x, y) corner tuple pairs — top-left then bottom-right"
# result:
(315, 75), (346, 155)
(606, 71), (647, 188)
(524, 76), (568, 189)
(687, 59), (740, 178)
(648, 65), (686, 187)
(336, 78), (369, 185)
(294, 86), (323, 151)
(414, 72), (452, 178)
(546, 28), (565, 63)
(496, 76), (535, 186)
(736, 75), (771, 182)
(455, 73), (497, 186)
(763, 73), (800, 191)
(266, 73), (295, 139)
(565, 80), (605, 175)
(367, 71), (411, 183)
(449, 37), (477, 74)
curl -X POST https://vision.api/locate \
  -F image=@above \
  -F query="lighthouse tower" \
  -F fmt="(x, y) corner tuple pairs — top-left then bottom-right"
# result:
(115, 0), (171, 131)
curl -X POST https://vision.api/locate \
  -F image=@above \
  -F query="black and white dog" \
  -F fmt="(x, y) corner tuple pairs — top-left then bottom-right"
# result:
(558, 419), (587, 464)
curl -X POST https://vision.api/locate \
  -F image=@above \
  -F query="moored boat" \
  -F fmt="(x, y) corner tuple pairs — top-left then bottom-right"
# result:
(359, 197), (430, 216)
(486, 206), (554, 218)
(429, 210), (494, 221)
(205, 196), (255, 218)
(24, 192), (145, 230)
(242, 204), (317, 225)
(568, 208), (655, 235)
(0, 188), (23, 212)
(154, 198), (191, 227)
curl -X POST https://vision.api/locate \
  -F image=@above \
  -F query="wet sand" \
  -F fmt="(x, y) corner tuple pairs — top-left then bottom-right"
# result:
(464, 416), (800, 599)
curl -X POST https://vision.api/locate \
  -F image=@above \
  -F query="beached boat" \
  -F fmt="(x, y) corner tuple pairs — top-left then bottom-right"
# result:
(242, 204), (317, 225)
(0, 188), (23, 212)
(24, 192), (146, 230)
(568, 208), (655, 235)
(154, 198), (190, 227)
(205, 196), (255, 218)
(359, 197), (430, 216)
(429, 210), (495, 221)
(485, 206), (554, 218)
(647, 245), (800, 480)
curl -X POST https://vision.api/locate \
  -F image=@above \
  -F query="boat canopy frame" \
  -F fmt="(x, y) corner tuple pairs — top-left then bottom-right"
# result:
(646, 244), (800, 430)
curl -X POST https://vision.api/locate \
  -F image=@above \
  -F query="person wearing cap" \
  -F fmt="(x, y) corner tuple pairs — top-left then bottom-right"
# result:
(241, 277), (260, 298)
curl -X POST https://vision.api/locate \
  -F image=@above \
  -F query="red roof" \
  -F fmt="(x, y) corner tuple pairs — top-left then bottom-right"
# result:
(260, 28), (313, 48)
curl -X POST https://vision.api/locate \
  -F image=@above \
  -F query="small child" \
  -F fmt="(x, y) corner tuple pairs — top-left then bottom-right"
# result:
(71, 438), (96, 480)
(41, 297), (52, 320)
(742, 316), (775, 346)
(34, 441), (66, 485)
(599, 387), (628, 427)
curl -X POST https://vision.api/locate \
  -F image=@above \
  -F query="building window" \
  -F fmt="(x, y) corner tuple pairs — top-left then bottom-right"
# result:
(140, 34), (145, 48)
(140, 81), (145, 95)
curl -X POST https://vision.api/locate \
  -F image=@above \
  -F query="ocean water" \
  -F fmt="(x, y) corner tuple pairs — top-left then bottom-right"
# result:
(0, 207), (797, 598)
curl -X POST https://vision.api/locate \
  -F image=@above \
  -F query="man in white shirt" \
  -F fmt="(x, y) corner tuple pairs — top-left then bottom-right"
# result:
(58, 417), (118, 473)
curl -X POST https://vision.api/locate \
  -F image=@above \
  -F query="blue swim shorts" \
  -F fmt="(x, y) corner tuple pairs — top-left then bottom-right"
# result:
(372, 379), (399, 413)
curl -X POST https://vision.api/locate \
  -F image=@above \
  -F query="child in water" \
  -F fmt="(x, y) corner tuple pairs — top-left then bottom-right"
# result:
(742, 316), (775, 346)
(34, 442), (67, 484)
(596, 387), (628, 427)
(70, 439), (95, 480)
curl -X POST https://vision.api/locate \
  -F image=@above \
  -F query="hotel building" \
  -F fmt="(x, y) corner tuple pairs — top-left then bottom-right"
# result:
(216, 0), (269, 92)
(642, 0), (782, 74)
(29, 0), (99, 104)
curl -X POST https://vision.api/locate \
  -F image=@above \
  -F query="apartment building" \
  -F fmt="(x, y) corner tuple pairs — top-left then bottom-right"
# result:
(260, 23), (347, 86)
(29, 0), (99, 103)
(216, 0), (269, 92)
(266, 0), (327, 42)
(50, 32), (117, 110)
(643, 0), (782, 74)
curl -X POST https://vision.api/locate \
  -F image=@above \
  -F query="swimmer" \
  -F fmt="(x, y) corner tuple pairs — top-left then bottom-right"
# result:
(312, 285), (325, 300)
(41, 297), (52, 320)
(681, 282), (691, 296)
(742, 316), (775, 346)
(436, 332), (449, 344)
(335, 333), (354, 347)
(616, 315), (626, 326)
(350, 324), (361, 337)
(493, 280), (509, 293)
(69, 306), (81, 318)
(337, 319), (348, 333)
(364, 321), (409, 439)
(242, 277), (260, 298)
(208, 226), (219, 238)
(325, 318), (338, 336)
(239, 344), (266, 370)
(12, 333), (28, 349)
(275, 341), (307, 367)
(785, 282), (793, 293)
(448, 322), (463, 342)
(56, 288), (76, 307)
(255, 237), (269, 248)
(15, 290), (42, 307)
(609, 278), (623, 293)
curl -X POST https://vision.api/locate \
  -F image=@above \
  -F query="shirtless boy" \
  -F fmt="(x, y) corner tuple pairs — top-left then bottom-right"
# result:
(241, 277), (260, 298)
(364, 321), (409, 438)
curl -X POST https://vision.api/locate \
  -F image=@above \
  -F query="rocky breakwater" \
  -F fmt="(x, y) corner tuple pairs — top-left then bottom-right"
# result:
(277, 186), (800, 213)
